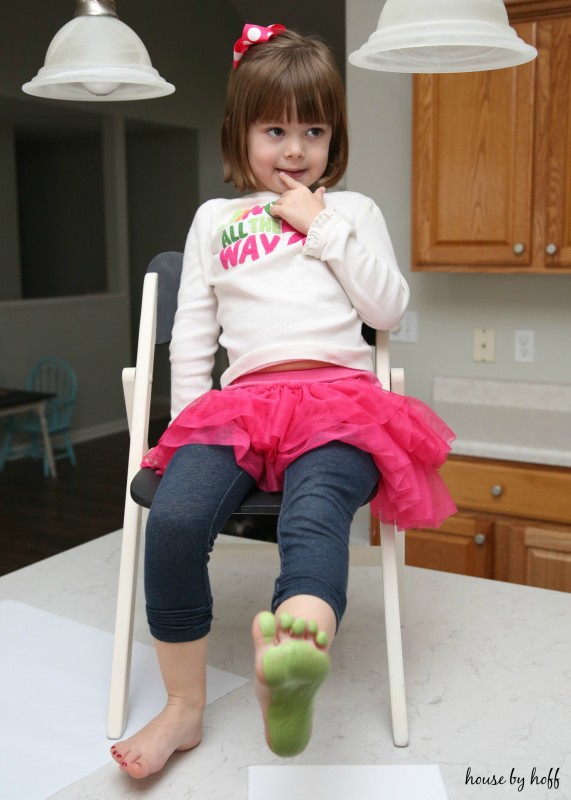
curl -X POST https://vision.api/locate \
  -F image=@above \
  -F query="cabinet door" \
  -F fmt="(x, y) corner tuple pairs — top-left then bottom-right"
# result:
(540, 18), (571, 269)
(413, 23), (536, 270)
(440, 457), (571, 526)
(405, 514), (494, 578)
(496, 521), (571, 592)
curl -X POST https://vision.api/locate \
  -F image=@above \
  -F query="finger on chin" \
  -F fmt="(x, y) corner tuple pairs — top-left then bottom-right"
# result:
(279, 171), (300, 187)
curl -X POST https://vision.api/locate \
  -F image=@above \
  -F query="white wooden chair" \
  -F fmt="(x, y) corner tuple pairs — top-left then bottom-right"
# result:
(107, 252), (409, 748)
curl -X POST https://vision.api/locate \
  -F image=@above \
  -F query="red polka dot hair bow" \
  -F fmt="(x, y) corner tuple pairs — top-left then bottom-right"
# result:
(233, 23), (287, 69)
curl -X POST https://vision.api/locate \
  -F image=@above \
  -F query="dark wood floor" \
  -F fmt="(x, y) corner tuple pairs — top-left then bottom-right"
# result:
(0, 418), (277, 577)
(0, 418), (169, 576)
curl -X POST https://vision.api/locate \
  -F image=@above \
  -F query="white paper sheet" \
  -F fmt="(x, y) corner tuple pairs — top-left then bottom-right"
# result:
(249, 765), (450, 800)
(0, 600), (249, 800)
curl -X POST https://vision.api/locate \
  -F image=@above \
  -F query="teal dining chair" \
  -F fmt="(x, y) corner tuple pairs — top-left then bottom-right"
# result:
(0, 356), (78, 475)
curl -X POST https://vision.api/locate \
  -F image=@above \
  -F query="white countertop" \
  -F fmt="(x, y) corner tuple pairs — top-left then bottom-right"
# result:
(434, 403), (571, 467)
(433, 378), (571, 467)
(1, 531), (570, 800)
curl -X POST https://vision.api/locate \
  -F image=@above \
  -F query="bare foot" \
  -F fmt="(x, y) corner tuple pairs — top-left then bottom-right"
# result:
(252, 611), (330, 757)
(110, 700), (203, 779)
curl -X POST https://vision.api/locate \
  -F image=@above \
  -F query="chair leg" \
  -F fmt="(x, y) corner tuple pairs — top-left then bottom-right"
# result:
(107, 496), (144, 739)
(0, 429), (14, 469)
(395, 526), (406, 626)
(43, 442), (50, 477)
(64, 431), (77, 466)
(380, 521), (409, 747)
(370, 513), (406, 627)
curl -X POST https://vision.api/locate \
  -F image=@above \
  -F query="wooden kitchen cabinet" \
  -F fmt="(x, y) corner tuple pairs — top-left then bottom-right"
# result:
(412, 3), (571, 273)
(495, 520), (571, 592)
(439, 456), (571, 525)
(405, 514), (494, 578)
(394, 455), (571, 592)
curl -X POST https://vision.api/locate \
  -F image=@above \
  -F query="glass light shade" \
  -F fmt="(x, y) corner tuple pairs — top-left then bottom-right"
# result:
(348, 0), (538, 73)
(23, 15), (175, 101)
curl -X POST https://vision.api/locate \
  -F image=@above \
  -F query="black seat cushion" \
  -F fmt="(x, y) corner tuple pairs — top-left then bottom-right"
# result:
(130, 467), (283, 514)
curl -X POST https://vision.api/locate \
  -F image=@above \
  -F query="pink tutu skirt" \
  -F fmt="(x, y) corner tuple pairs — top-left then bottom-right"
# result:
(142, 367), (457, 530)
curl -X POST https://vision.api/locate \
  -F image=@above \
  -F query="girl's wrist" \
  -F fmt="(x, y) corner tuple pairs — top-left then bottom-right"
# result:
(304, 207), (336, 256)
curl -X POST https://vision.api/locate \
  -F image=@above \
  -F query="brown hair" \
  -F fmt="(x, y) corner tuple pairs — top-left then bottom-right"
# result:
(221, 29), (348, 192)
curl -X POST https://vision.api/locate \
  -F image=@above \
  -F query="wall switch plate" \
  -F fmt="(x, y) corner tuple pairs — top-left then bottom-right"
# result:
(473, 328), (496, 362)
(515, 329), (535, 362)
(390, 311), (418, 343)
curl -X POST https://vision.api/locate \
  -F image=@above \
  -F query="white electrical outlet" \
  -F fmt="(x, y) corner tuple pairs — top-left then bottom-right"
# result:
(390, 311), (418, 343)
(515, 329), (535, 362)
(473, 328), (496, 363)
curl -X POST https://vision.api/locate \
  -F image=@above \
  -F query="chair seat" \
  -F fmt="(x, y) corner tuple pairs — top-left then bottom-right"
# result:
(130, 467), (283, 514)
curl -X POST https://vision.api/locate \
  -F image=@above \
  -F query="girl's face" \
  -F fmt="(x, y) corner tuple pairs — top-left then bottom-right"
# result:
(246, 115), (332, 194)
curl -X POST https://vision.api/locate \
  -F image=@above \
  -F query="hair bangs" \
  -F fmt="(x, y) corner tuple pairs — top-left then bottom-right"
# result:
(253, 63), (333, 126)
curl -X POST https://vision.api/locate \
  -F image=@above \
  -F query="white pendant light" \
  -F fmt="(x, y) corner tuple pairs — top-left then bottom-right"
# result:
(349, 0), (538, 73)
(22, 0), (175, 101)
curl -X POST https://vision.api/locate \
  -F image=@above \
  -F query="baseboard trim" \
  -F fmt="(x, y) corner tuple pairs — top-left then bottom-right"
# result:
(61, 405), (169, 444)
(70, 419), (129, 444)
(2, 405), (170, 463)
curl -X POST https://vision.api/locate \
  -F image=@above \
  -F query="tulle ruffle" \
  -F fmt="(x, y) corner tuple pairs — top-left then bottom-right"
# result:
(142, 369), (457, 529)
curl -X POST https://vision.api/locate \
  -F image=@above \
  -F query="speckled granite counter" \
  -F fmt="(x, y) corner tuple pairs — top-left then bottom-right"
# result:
(1, 532), (570, 800)
(432, 378), (571, 468)
(0, 531), (571, 800)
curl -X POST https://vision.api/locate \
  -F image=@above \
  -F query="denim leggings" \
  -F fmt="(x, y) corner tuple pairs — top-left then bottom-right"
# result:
(144, 441), (379, 643)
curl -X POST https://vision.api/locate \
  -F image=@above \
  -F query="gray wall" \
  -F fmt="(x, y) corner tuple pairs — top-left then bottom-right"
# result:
(346, 0), (571, 403)
(0, 1), (243, 439)
(0, 1), (346, 441)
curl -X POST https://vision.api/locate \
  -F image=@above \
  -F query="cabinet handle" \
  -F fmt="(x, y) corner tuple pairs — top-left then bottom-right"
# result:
(546, 243), (558, 255)
(491, 484), (503, 497)
(474, 533), (486, 546)
(513, 243), (525, 255)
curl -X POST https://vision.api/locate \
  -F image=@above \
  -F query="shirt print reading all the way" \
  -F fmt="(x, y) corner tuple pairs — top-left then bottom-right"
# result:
(217, 202), (306, 270)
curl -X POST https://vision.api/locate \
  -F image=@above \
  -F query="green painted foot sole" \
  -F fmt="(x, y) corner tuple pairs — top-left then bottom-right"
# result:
(262, 640), (330, 757)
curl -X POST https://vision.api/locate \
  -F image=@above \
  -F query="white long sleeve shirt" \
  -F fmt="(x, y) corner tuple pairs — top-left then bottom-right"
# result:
(170, 190), (409, 419)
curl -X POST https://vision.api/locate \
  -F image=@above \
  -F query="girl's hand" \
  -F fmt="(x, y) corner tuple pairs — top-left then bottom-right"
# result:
(269, 172), (326, 235)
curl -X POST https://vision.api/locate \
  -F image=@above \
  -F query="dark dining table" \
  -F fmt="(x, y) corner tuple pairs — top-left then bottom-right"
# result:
(0, 388), (57, 477)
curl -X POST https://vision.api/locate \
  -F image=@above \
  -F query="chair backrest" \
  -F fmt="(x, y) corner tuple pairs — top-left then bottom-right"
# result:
(147, 251), (184, 345)
(27, 356), (78, 429)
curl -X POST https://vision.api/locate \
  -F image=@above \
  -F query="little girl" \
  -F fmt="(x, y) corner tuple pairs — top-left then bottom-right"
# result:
(111, 24), (456, 777)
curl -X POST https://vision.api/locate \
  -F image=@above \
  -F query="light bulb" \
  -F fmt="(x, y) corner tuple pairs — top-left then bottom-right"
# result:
(82, 81), (121, 96)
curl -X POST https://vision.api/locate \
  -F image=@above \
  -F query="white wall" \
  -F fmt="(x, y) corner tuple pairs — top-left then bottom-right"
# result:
(346, 0), (571, 404)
